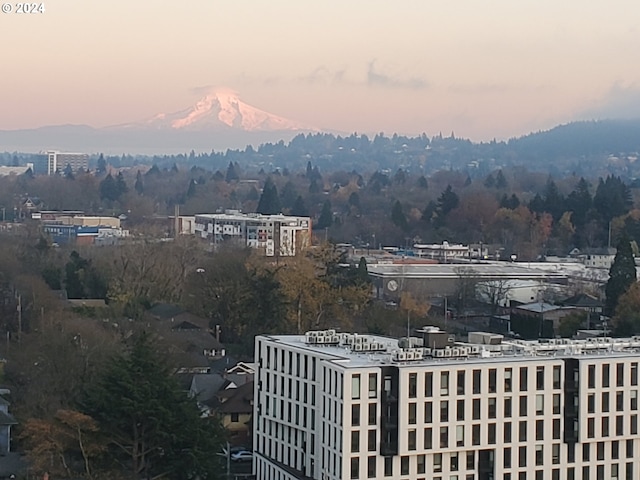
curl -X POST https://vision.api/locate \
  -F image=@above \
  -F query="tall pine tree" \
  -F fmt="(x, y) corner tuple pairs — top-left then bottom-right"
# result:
(606, 234), (637, 316)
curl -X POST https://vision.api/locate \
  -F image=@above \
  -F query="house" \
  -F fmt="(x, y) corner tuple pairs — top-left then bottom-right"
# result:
(572, 247), (617, 269)
(509, 301), (582, 339)
(216, 381), (254, 446)
(0, 397), (16, 453)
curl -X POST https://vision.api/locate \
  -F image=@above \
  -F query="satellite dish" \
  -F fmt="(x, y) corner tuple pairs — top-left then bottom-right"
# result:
(388, 280), (398, 292)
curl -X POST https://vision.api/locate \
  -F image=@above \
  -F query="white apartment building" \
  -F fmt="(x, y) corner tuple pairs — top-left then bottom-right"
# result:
(254, 328), (640, 480)
(194, 211), (311, 256)
(46, 151), (89, 175)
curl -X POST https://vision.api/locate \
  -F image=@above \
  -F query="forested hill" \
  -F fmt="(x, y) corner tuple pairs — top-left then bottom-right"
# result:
(4, 119), (640, 178)
(508, 119), (640, 160)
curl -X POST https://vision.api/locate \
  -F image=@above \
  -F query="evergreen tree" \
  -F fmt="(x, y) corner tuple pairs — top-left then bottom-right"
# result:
(280, 181), (298, 209)
(99, 174), (119, 202)
(391, 200), (409, 231)
(606, 234), (637, 316)
(291, 196), (309, 217)
(225, 161), (239, 182)
(484, 173), (496, 188)
(246, 186), (260, 202)
(528, 193), (545, 214)
(115, 172), (128, 197)
(83, 333), (226, 480)
(433, 185), (459, 226)
(348, 192), (361, 210)
(145, 164), (161, 176)
(593, 175), (632, 223)
(566, 177), (592, 227)
(316, 200), (333, 230)
(495, 170), (508, 189)
(256, 177), (282, 214)
(186, 179), (197, 198)
(357, 257), (370, 284)
(417, 176), (428, 189)
(134, 170), (144, 195)
(309, 178), (321, 194)
(63, 163), (75, 180)
(96, 154), (107, 175)
(543, 178), (565, 220)
(393, 168), (407, 185)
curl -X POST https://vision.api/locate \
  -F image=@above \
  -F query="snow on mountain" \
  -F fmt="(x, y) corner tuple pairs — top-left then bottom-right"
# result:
(133, 88), (317, 133)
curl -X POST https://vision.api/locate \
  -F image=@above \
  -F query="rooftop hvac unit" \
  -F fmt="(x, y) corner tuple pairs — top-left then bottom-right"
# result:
(470, 346), (480, 354)
(423, 348), (432, 357)
(435, 349), (445, 358)
(394, 351), (408, 362)
(444, 348), (453, 357)
(355, 336), (364, 344)
(413, 350), (424, 360)
(355, 344), (365, 352)
(451, 348), (460, 357)
(326, 329), (336, 336)
(330, 335), (340, 344)
(405, 351), (415, 361)
(306, 336), (317, 344)
(316, 336), (326, 344)
(306, 331), (319, 337)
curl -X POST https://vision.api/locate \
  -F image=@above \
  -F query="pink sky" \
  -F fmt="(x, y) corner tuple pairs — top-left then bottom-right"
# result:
(1, 0), (640, 140)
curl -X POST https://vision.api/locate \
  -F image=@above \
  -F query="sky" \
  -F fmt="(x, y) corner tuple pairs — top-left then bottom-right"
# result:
(2, 0), (640, 141)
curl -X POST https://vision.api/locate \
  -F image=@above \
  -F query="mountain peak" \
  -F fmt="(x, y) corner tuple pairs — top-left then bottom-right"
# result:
(138, 88), (316, 133)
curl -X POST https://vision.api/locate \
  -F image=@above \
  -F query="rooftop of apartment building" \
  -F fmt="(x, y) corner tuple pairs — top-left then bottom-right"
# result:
(260, 327), (640, 369)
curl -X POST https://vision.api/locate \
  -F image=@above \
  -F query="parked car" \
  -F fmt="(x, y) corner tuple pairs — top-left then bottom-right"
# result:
(231, 451), (253, 462)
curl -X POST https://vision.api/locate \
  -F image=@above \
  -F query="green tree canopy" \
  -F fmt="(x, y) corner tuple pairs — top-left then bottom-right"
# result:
(606, 234), (637, 316)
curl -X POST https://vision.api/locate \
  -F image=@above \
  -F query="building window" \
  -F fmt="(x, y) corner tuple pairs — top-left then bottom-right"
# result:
(231, 413), (239, 422)
(368, 403), (377, 425)
(617, 363), (625, 387)
(552, 393), (560, 414)
(552, 365), (561, 389)
(632, 415), (638, 435)
(552, 444), (560, 464)
(553, 419), (560, 439)
(352, 405), (360, 426)
(450, 453), (459, 471)
(440, 426), (448, 448)
(367, 456), (376, 478)
(535, 420), (544, 440)
(504, 447), (512, 468)
(368, 430), (376, 452)
(519, 396), (527, 416)
(408, 429), (416, 450)
(457, 370), (465, 395)
(504, 422), (512, 443)
(434, 453), (442, 473)
(401, 456), (409, 475)
(612, 440), (620, 459)
(603, 364), (610, 387)
(518, 446), (527, 467)
(488, 398), (497, 418)
(441, 372), (450, 396)
(504, 397), (512, 417)
(384, 456), (393, 476)
(489, 369), (497, 393)
(350, 457), (359, 479)
(467, 451), (475, 470)
(409, 373), (417, 398)
(488, 423), (496, 444)
(473, 369), (481, 394)
(473, 399), (481, 420)
(632, 390), (638, 410)
(602, 392), (610, 412)
(425, 402), (433, 422)
(425, 372), (433, 397)
(519, 367), (528, 391)
(456, 425), (464, 446)
(535, 445), (543, 466)
(519, 421), (527, 441)
(351, 431), (360, 453)
(587, 417), (595, 438)
(417, 454), (426, 474)
(368, 373), (377, 398)
(617, 415), (624, 436)
(505, 368), (513, 392)
(352, 374), (361, 399)
(588, 364), (596, 388)
(424, 428), (432, 449)
(632, 363), (638, 386)
(536, 366), (545, 390)
(588, 394), (595, 413)
(535, 394), (544, 415)
(583, 443), (590, 461)
(409, 403), (417, 424)
(440, 400), (449, 422)
(472, 425), (480, 445)
(457, 399), (465, 421)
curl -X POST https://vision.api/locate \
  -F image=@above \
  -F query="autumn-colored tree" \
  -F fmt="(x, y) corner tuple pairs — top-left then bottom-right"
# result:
(20, 410), (106, 480)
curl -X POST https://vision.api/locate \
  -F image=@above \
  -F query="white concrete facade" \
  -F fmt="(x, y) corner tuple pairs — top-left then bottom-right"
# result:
(254, 331), (640, 480)
(194, 211), (311, 256)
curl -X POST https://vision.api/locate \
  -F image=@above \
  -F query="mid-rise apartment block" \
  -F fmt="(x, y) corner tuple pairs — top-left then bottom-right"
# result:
(46, 151), (89, 175)
(194, 211), (311, 256)
(254, 328), (640, 480)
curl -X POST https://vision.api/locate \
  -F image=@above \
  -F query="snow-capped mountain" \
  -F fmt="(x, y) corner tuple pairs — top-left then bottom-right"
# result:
(127, 88), (317, 133)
